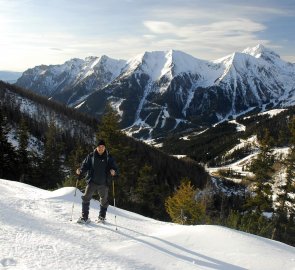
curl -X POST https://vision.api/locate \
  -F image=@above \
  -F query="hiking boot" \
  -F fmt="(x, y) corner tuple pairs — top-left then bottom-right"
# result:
(96, 215), (106, 223)
(98, 215), (106, 221)
(99, 206), (107, 219)
(77, 217), (91, 224)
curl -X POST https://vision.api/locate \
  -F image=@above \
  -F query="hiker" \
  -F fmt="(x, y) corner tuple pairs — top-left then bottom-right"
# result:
(76, 139), (118, 223)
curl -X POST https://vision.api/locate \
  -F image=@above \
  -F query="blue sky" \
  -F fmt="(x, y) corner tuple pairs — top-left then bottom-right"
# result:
(0, 0), (294, 71)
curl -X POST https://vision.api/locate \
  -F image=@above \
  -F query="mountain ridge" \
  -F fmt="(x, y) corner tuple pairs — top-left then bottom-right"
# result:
(16, 45), (295, 139)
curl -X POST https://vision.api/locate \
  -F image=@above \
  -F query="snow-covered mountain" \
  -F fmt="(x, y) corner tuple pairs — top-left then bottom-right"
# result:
(16, 56), (126, 106)
(1, 178), (294, 270)
(16, 45), (295, 139)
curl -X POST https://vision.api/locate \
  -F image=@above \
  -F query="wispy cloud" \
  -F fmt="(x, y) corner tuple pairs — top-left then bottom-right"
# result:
(0, 0), (293, 71)
(50, 48), (63, 51)
(149, 4), (291, 22)
(143, 21), (176, 35)
(144, 19), (266, 37)
(140, 1), (293, 59)
(143, 19), (269, 59)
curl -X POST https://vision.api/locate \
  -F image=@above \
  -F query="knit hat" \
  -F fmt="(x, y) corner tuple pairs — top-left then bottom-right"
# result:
(97, 139), (106, 147)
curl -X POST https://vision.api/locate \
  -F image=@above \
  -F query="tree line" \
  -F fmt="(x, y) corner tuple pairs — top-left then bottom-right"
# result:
(162, 108), (295, 167)
(165, 124), (295, 246)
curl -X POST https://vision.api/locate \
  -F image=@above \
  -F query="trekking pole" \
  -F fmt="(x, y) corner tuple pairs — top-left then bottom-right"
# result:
(112, 178), (118, 230)
(70, 179), (79, 221)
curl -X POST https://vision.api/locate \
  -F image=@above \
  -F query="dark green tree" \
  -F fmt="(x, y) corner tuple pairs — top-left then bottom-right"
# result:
(246, 129), (274, 213)
(134, 164), (155, 203)
(96, 105), (121, 150)
(272, 117), (295, 244)
(0, 109), (17, 180)
(62, 144), (89, 190)
(133, 164), (168, 219)
(17, 118), (30, 182)
(239, 211), (274, 237)
(237, 129), (276, 239)
(40, 121), (64, 189)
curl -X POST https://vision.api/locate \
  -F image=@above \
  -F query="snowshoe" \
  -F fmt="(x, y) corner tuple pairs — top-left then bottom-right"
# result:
(77, 217), (91, 224)
(95, 216), (106, 224)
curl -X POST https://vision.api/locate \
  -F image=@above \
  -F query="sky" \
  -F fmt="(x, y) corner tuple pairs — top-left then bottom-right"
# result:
(1, 178), (295, 269)
(0, 0), (294, 72)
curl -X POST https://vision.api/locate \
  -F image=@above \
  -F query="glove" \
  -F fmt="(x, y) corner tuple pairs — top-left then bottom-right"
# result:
(76, 168), (81, 175)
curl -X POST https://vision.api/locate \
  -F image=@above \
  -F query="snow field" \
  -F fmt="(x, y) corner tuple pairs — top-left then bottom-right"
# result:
(0, 179), (295, 270)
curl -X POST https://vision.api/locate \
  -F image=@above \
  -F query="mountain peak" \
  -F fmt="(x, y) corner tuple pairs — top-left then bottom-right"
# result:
(64, 58), (84, 66)
(125, 49), (210, 81)
(243, 44), (280, 60)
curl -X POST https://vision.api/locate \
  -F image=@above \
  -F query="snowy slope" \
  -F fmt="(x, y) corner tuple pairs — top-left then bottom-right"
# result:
(1, 179), (295, 270)
(16, 55), (126, 105)
(122, 50), (221, 84)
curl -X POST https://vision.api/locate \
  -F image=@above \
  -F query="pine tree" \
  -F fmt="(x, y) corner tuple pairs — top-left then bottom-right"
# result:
(0, 109), (17, 180)
(62, 144), (88, 190)
(165, 178), (206, 225)
(246, 129), (274, 214)
(28, 150), (43, 187)
(278, 129), (288, 147)
(134, 164), (156, 203)
(238, 129), (276, 239)
(41, 121), (64, 189)
(272, 117), (295, 244)
(133, 164), (168, 218)
(17, 118), (30, 182)
(225, 210), (241, 229)
(239, 211), (274, 237)
(276, 151), (295, 216)
(96, 104), (121, 150)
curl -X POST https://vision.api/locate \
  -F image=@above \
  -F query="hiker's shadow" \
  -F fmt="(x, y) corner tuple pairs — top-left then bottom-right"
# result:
(100, 224), (247, 270)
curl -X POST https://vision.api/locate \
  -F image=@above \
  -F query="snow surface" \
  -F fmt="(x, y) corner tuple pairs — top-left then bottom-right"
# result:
(1, 179), (295, 270)
(258, 109), (286, 118)
(206, 136), (290, 184)
(7, 126), (43, 155)
(123, 49), (223, 86)
(228, 120), (246, 132)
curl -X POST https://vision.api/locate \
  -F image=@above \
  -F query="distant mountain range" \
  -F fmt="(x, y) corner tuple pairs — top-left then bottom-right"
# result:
(0, 71), (22, 83)
(16, 45), (295, 139)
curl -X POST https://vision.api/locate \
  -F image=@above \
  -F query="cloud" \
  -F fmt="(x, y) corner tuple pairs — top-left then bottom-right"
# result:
(142, 19), (269, 59)
(140, 1), (293, 60)
(143, 21), (176, 35)
(1, 0), (293, 70)
(149, 3), (291, 21)
(144, 19), (266, 37)
(282, 55), (295, 63)
(224, 4), (294, 17)
(50, 48), (63, 51)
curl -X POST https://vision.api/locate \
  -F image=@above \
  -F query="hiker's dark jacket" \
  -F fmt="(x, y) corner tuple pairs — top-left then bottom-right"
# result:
(79, 150), (118, 185)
